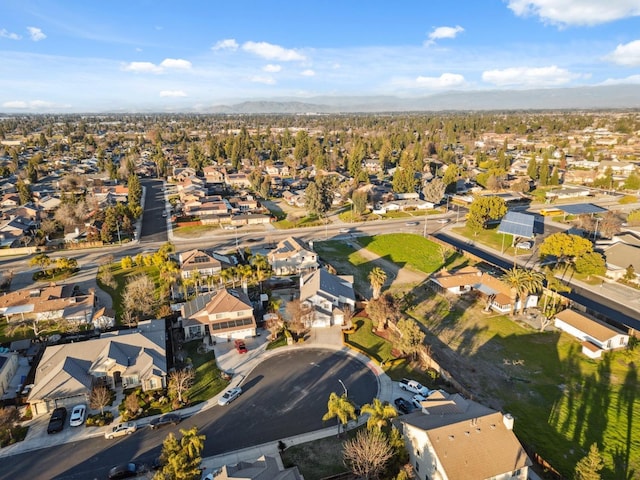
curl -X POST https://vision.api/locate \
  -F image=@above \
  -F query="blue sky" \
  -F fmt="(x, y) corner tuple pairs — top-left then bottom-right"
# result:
(1, 0), (640, 112)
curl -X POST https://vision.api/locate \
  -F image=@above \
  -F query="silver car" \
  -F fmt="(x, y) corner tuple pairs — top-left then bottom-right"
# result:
(218, 386), (242, 406)
(105, 422), (137, 439)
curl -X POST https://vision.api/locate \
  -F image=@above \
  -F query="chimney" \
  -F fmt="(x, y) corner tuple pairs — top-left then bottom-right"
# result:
(503, 413), (514, 430)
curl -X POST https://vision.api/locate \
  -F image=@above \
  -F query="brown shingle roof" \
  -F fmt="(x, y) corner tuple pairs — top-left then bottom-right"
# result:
(555, 309), (627, 342)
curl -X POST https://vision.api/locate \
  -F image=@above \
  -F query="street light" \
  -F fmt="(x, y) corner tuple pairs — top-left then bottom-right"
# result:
(593, 217), (601, 241)
(338, 379), (348, 397)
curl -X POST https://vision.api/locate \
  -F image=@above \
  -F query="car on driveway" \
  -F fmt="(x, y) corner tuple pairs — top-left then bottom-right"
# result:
(149, 413), (181, 429)
(105, 422), (137, 439)
(69, 404), (86, 427)
(218, 386), (242, 406)
(394, 397), (412, 414)
(411, 394), (427, 410)
(108, 462), (145, 479)
(234, 339), (248, 354)
(47, 407), (67, 434)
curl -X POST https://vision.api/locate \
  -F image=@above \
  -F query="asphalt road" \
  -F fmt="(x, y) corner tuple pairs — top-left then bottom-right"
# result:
(139, 178), (168, 243)
(1, 349), (376, 480)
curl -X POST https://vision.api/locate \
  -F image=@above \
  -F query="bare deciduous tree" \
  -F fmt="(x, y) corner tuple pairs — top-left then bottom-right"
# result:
(122, 274), (157, 317)
(343, 429), (393, 480)
(124, 392), (140, 418)
(0, 406), (20, 442)
(90, 385), (111, 415)
(168, 368), (195, 404)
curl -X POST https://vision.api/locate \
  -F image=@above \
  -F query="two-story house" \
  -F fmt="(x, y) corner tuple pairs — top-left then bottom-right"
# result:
(179, 249), (223, 280)
(396, 390), (531, 480)
(27, 321), (167, 417)
(180, 288), (256, 342)
(299, 269), (355, 327)
(268, 236), (318, 276)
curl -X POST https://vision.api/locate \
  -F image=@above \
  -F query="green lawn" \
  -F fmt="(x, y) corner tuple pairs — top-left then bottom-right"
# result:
(182, 340), (229, 404)
(452, 225), (525, 257)
(173, 224), (220, 237)
(357, 234), (465, 274)
(311, 240), (376, 293)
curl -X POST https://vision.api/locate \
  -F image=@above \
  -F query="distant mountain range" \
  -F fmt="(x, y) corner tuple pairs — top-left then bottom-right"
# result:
(206, 85), (640, 114)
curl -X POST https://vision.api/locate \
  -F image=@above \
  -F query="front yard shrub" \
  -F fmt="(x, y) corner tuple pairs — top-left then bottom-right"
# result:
(86, 412), (114, 427)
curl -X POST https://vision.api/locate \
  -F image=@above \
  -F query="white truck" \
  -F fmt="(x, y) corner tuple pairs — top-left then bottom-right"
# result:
(398, 378), (430, 396)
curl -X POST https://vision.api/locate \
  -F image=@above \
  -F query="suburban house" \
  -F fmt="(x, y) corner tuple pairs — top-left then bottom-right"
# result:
(0, 284), (96, 325)
(602, 241), (640, 281)
(213, 455), (303, 480)
(430, 267), (537, 313)
(554, 309), (629, 358)
(180, 288), (256, 342)
(395, 390), (531, 480)
(299, 269), (355, 327)
(179, 249), (223, 280)
(268, 236), (318, 276)
(27, 321), (167, 416)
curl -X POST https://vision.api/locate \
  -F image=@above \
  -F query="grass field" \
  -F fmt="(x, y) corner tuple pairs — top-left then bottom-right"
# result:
(312, 240), (377, 293)
(182, 340), (228, 404)
(357, 234), (466, 274)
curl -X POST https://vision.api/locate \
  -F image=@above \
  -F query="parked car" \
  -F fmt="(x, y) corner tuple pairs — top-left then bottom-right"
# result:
(108, 462), (144, 479)
(47, 407), (67, 434)
(234, 339), (248, 354)
(398, 378), (430, 396)
(411, 394), (427, 410)
(69, 404), (86, 427)
(394, 397), (412, 414)
(516, 241), (532, 250)
(149, 413), (181, 429)
(218, 386), (242, 406)
(105, 422), (137, 439)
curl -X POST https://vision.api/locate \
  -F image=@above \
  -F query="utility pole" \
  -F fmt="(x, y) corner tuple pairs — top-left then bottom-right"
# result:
(338, 379), (348, 397)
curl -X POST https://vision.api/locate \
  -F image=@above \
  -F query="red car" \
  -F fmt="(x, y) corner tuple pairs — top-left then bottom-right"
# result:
(234, 339), (248, 354)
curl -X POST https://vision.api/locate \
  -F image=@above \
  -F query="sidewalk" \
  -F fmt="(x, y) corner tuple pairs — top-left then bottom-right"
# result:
(0, 326), (394, 466)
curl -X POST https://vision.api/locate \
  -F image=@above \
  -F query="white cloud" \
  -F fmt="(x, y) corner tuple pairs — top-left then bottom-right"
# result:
(122, 58), (191, 74)
(601, 74), (640, 85)
(159, 90), (187, 97)
(160, 58), (192, 70)
(2, 99), (59, 109)
(507, 0), (640, 26)
(242, 41), (306, 61)
(301, 69), (315, 77)
(27, 26), (46, 41)
(606, 40), (640, 66)
(249, 75), (276, 85)
(212, 39), (239, 51)
(415, 73), (465, 88)
(263, 64), (281, 72)
(425, 25), (464, 46)
(0, 29), (21, 40)
(122, 61), (163, 74)
(482, 65), (581, 86)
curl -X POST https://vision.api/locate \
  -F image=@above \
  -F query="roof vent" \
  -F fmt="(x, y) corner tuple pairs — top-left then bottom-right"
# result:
(448, 435), (455, 441)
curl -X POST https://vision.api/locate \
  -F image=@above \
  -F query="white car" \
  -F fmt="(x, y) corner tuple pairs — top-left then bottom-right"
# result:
(105, 422), (137, 439)
(69, 404), (86, 427)
(436, 218), (450, 224)
(411, 394), (427, 409)
(516, 241), (532, 250)
(218, 386), (242, 406)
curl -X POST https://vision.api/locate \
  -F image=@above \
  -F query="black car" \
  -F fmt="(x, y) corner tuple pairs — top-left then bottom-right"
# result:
(108, 463), (144, 479)
(148, 413), (181, 429)
(47, 407), (67, 434)
(394, 397), (412, 415)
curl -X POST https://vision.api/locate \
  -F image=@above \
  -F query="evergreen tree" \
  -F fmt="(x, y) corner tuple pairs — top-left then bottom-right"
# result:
(539, 157), (550, 186)
(574, 443), (604, 480)
(527, 156), (538, 179)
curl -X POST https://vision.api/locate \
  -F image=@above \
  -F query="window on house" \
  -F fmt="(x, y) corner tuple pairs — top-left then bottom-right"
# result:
(415, 462), (419, 472)
(188, 326), (201, 337)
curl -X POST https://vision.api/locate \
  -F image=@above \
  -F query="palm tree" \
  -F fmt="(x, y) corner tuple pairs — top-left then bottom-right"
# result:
(220, 268), (233, 288)
(250, 253), (271, 292)
(322, 392), (357, 437)
(368, 267), (387, 300)
(502, 268), (527, 316)
(520, 269), (544, 315)
(360, 398), (397, 432)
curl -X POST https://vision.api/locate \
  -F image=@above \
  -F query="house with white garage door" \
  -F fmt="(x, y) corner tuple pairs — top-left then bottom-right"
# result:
(554, 309), (629, 358)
